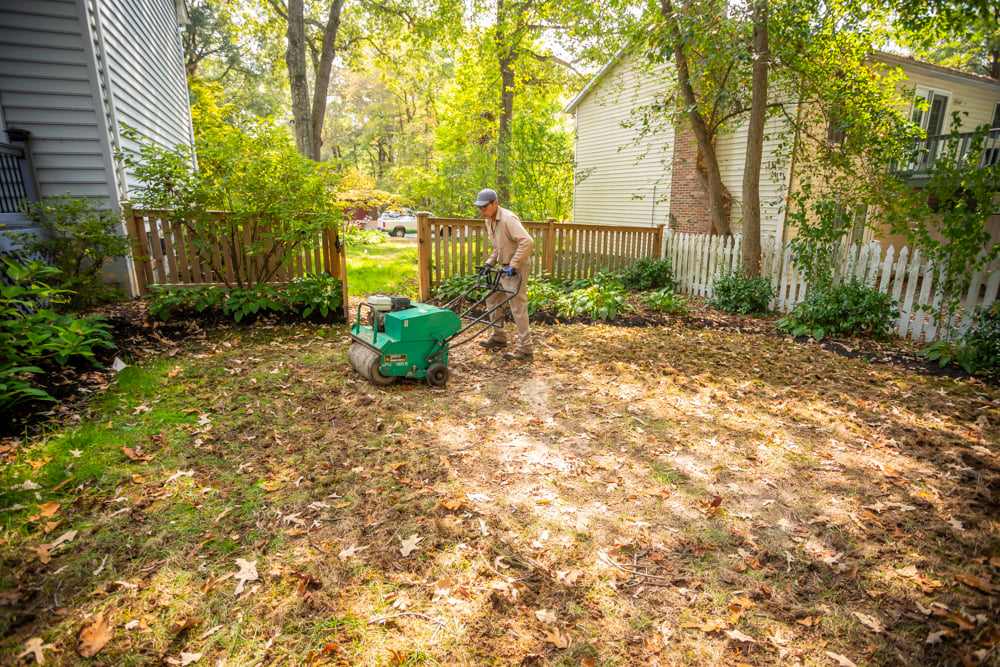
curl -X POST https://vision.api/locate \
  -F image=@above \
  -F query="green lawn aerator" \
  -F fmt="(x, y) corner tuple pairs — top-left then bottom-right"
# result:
(348, 267), (521, 386)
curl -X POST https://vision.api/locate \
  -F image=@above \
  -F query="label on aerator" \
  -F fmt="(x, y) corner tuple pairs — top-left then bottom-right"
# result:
(386, 354), (407, 363)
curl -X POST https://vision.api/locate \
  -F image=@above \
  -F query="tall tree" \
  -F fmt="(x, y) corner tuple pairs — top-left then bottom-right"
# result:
(741, 0), (769, 276)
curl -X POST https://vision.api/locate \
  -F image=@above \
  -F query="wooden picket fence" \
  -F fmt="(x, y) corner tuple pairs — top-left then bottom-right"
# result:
(664, 231), (1000, 342)
(416, 213), (664, 300)
(123, 208), (349, 316)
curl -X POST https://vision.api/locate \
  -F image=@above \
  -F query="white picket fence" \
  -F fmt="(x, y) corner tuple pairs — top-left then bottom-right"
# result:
(662, 231), (1000, 342)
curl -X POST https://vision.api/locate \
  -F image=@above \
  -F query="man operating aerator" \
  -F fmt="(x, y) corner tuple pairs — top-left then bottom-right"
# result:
(474, 188), (534, 361)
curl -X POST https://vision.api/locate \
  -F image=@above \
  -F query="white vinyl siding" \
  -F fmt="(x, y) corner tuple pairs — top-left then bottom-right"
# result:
(716, 111), (791, 239)
(0, 0), (112, 202)
(571, 59), (675, 227)
(98, 0), (192, 172)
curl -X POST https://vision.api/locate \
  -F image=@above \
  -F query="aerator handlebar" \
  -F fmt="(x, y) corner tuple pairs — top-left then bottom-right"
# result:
(441, 265), (522, 350)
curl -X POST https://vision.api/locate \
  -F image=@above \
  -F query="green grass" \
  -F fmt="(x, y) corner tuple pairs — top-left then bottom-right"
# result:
(346, 239), (419, 297)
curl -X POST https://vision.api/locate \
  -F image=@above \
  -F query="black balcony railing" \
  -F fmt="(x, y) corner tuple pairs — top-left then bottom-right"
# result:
(0, 143), (28, 213)
(895, 128), (1000, 177)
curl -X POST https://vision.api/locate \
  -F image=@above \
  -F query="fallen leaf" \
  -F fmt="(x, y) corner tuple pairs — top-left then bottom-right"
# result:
(165, 652), (203, 666)
(17, 637), (57, 665)
(399, 534), (423, 557)
(544, 627), (570, 649)
(431, 576), (454, 601)
(292, 572), (321, 593)
(34, 502), (60, 519)
(825, 651), (858, 667)
(555, 570), (580, 586)
(926, 629), (953, 644)
(233, 559), (258, 596)
(725, 629), (756, 643)
(168, 616), (202, 635)
(797, 616), (821, 627)
(535, 609), (558, 624)
(954, 574), (1000, 595)
(338, 544), (369, 561)
(853, 612), (885, 633)
(77, 612), (113, 658)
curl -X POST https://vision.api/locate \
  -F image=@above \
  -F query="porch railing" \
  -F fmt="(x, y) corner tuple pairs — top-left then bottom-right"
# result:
(895, 127), (1000, 177)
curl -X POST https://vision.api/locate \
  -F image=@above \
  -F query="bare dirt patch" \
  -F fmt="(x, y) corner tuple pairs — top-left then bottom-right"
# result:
(1, 300), (999, 666)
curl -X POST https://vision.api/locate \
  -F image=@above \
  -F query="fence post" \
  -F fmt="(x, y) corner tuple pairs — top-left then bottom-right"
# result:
(417, 212), (432, 301)
(543, 218), (556, 277)
(123, 205), (153, 296)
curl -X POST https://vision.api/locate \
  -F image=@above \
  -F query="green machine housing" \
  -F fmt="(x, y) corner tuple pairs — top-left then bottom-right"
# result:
(349, 299), (462, 386)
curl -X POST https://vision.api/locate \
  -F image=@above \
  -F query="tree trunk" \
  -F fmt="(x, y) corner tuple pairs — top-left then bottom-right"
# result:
(661, 0), (732, 237)
(495, 0), (515, 202)
(286, 0), (314, 159)
(309, 0), (345, 161)
(741, 0), (769, 277)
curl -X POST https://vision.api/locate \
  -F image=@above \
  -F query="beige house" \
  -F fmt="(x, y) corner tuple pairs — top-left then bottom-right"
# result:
(564, 50), (1000, 247)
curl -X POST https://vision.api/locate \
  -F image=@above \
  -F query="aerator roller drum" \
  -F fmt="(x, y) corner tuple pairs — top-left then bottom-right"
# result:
(347, 340), (394, 386)
(348, 268), (520, 386)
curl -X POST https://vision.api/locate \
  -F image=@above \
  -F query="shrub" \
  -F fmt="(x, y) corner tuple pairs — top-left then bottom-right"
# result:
(8, 194), (130, 311)
(641, 288), (689, 314)
(707, 270), (775, 315)
(527, 281), (566, 315)
(285, 272), (343, 321)
(618, 256), (675, 292)
(954, 303), (1000, 378)
(342, 226), (386, 247)
(434, 273), (483, 303)
(558, 279), (633, 321)
(1, 258), (114, 412)
(147, 286), (224, 321)
(777, 280), (899, 341)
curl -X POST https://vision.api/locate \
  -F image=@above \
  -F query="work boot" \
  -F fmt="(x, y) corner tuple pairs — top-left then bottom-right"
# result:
(479, 339), (507, 350)
(503, 350), (533, 361)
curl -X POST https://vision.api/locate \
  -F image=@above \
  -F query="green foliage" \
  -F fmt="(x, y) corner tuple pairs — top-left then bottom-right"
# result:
(7, 194), (131, 311)
(931, 303), (1000, 378)
(0, 258), (114, 411)
(618, 256), (676, 292)
(707, 270), (775, 315)
(777, 280), (899, 341)
(882, 120), (1000, 339)
(147, 275), (343, 324)
(557, 275), (633, 321)
(341, 227), (387, 247)
(527, 281), (566, 316)
(641, 288), (689, 314)
(119, 86), (344, 289)
(434, 273), (484, 303)
(285, 272), (343, 320)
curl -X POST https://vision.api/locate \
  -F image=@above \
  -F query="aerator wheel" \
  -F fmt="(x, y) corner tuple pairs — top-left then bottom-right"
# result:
(426, 363), (449, 387)
(348, 342), (396, 386)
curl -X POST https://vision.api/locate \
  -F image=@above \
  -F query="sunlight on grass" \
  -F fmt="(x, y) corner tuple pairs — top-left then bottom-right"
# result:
(346, 240), (419, 297)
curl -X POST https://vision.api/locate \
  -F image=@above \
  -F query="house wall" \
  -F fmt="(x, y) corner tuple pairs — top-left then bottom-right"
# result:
(715, 110), (792, 239)
(571, 59), (675, 228)
(0, 0), (114, 222)
(0, 0), (191, 217)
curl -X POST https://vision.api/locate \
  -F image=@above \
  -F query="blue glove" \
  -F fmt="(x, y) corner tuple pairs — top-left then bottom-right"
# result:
(504, 266), (516, 276)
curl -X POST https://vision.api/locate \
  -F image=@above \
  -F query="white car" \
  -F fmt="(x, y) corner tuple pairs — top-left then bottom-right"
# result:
(377, 208), (416, 237)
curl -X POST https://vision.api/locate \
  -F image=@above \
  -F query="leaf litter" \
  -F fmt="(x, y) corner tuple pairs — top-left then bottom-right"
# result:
(1, 299), (999, 665)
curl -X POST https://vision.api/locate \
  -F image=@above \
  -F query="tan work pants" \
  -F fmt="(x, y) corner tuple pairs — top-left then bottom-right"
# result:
(485, 271), (532, 354)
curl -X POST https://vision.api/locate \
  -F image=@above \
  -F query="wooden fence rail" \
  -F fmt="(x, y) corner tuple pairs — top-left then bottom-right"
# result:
(416, 213), (664, 300)
(123, 207), (349, 317)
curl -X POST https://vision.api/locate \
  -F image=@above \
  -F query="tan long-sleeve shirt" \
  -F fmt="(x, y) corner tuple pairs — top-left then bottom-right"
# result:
(485, 206), (533, 272)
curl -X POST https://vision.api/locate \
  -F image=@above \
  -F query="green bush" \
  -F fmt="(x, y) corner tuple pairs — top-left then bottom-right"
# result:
(953, 303), (1000, 378)
(147, 286), (224, 321)
(434, 273), (484, 303)
(641, 288), (689, 314)
(285, 272), (343, 321)
(707, 270), (775, 315)
(558, 279), (633, 321)
(618, 256), (675, 292)
(777, 280), (899, 341)
(8, 194), (130, 311)
(1, 258), (114, 412)
(527, 281), (566, 315)
(342, 226), (387, 247)
(147, 275), (343, 324)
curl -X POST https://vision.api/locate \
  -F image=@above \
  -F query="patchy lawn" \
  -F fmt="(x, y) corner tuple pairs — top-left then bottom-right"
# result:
(1, 301), (999, 666)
